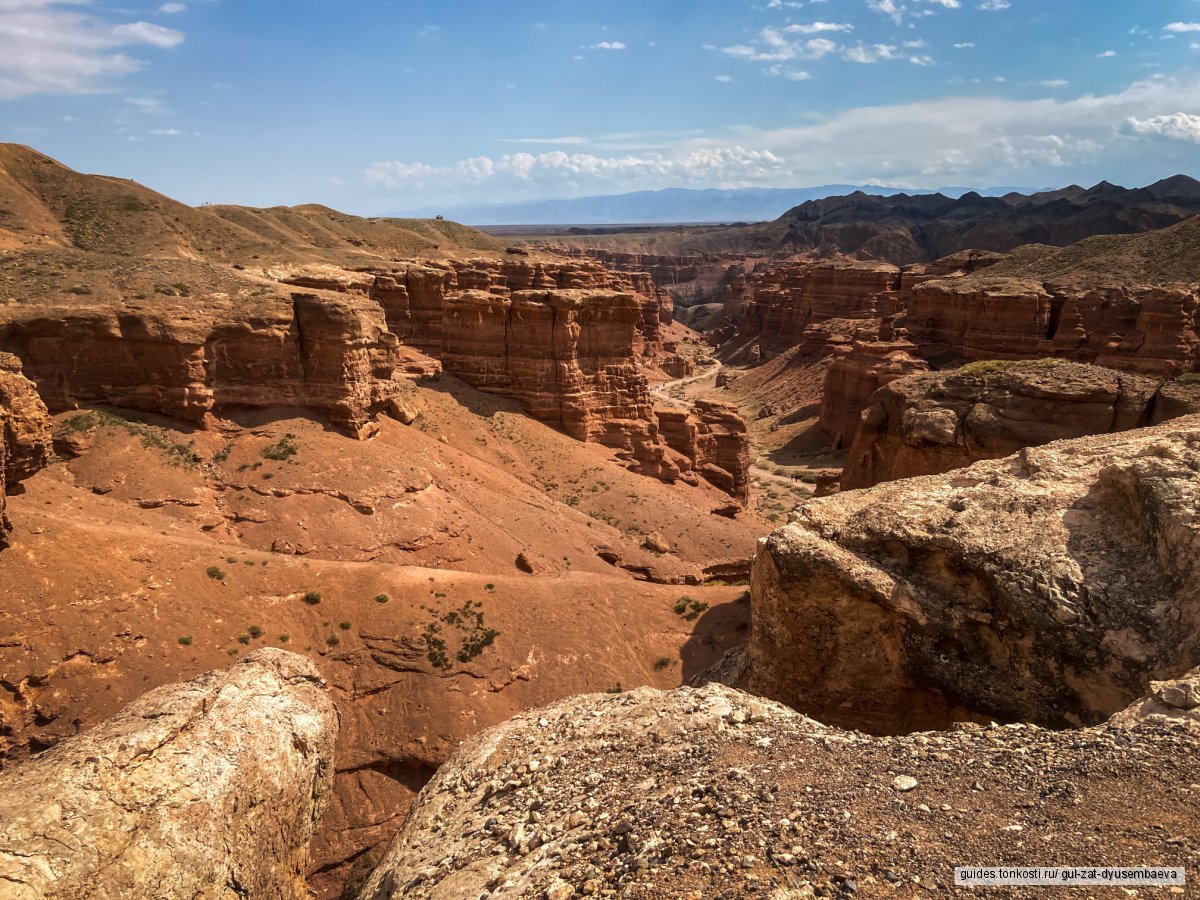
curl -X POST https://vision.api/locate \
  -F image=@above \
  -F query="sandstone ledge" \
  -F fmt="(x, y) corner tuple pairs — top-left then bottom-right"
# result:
(751, 415), (1200, 732)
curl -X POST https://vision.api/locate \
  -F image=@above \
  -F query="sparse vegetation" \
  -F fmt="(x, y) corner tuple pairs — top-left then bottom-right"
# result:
(247, 625), (263, 638)
(326, 634), (340, 647)
(375, 593), (390, 604)
(260, 435), (299, 460)
(960, 358), (1069, 377)
(301, 591), (322, 605)
(63, 409), (200, 467)
(278, 633), (290, 643)
(1179, 372), (1200, 385)
(206, 565), (226, 580)
(653, 656), (674, 671)
(236, 633), (251, 645)
(339, 620), (351, 630)
(421, 600), (500, 670)
(673, 596), (709, 622)
(177, 635), (193, 646)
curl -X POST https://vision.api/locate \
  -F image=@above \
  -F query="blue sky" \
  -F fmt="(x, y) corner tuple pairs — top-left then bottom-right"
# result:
(1, 0), (1199, 213)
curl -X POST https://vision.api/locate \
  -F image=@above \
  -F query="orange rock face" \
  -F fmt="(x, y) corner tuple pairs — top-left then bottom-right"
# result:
(735, 259), (901, 355)
(907, 280), (1200, 377)
(0, 292), (408, 438)
(819, 340), (929, 449)
(655, 400), (751, 504)
(0, 353), (53, 547)
(841, 361), (1184, 489)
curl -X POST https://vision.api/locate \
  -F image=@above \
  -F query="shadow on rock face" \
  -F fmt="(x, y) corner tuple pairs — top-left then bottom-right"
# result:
(679, 589), (751, 684)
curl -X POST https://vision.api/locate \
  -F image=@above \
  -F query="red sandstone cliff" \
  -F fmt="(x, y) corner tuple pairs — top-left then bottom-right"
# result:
(841, 361), (1200, 489)
(0, 353), (53, 547)
(0, 291), (408, 438)
(819, 339), (929, 449)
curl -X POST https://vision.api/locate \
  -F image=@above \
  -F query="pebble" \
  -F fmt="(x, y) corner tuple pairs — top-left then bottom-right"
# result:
(891, 776), (919, 792)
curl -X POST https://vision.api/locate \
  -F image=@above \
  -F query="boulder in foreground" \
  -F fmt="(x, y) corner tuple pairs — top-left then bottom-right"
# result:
(0, 648), (337, 899)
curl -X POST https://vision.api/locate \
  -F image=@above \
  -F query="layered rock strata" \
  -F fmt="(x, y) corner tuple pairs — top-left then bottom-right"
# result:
(750, 416), (1200, 732)
(842, 360), (1188, 488)
(735, 259), (901, 354)
(906, 280), (1200, 376)
(0, 353), (53, 547)
(655, 401), (751, 503)
(0, 292), (407, 437)
(818, 339), (929, 448)
(0, 649), (337, 899)
(357, 677), (1200, 899)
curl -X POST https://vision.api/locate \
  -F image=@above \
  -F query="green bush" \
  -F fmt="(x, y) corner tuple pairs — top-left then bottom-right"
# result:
(177, 635), (193, 646)
(206, 566), (226, 581)
(301, 591), (322, 605)
(375, 593), (390, 604)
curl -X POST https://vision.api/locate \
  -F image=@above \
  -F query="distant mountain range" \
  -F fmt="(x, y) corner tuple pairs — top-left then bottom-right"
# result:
(392, 185), (1040, 227)
(539, 175), (1200, 266)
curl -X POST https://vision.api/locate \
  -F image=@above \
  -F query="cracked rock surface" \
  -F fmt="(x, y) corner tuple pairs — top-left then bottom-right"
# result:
(0, 648), (337, 899)
(356, 677), (1200, 899)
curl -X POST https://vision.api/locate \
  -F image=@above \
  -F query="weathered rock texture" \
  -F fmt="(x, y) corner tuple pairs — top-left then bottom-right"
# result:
(737, 259), (900, 354)
(0, 352), (53, 547)
(750, 416), (1200, 732)
(906, 279), (1200, 376)
(356, 679), (1200, 899)
(655, 400), (751, 503)
(819, 339), (929, 448)
(842, 360), (1186, 489)
(0, 291), (408, 438)
(0, 649), (337, 899)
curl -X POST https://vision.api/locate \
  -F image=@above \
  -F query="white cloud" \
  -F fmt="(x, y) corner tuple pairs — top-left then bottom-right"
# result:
(978, 0), (1010, 9)
(843, 43), (899, 63)
(783, 22), (854, 34)
(1164, 23), (1200, 33)
(954, 42), (975, 48)
(1037, 79), (1069, 87)
(149, 127), (181, 136)
(592, 41), (626, 50)
(723, 28), (839, 62)
(1097, 50), (1117, 58)
(714, 74), (733, 82)
(110, 21), (184, 48)
(1125, 112), (1200, 143)
(0, 0), (185, 99)
(159, 3), (186, 13)
(764, 65), (812, 80)
(365, 76), (1200, 204)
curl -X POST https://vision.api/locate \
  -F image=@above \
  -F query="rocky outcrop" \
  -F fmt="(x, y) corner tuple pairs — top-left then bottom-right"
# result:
(0, 649), (337, 899)
(750, 416), (1200, 732)
(0, 292), (408, 438)
(737, 259), (900, 355)
(356, 680), (1200, 899)
(842, 360), (1178, 488)
(655, 400), (751, 503)
(906, 278), (1200, 376)
(819, 339), (929, 448)
(0, 352), (53, 547)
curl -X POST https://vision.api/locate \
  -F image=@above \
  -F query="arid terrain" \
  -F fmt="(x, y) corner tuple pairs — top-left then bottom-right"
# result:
(1, 144), (1198, 899)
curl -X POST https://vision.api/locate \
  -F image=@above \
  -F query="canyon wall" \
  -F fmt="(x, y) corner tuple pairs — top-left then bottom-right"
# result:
(655, 400), (752, 503)
(0, 649), (336, 899)
(841, 361), (1199, 489)
(906, 280), (1200, 376)
(818, 339), (929, 448)
(0, 292), (409, 438)
(750, 415), (1200, 732)
(734, 259), (901, 354)
(0, 352), (53, 547)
